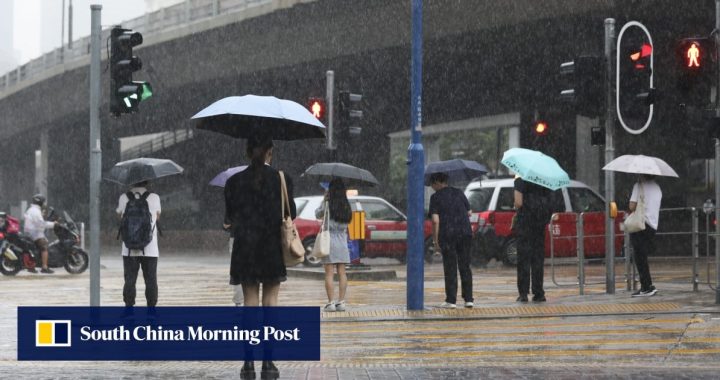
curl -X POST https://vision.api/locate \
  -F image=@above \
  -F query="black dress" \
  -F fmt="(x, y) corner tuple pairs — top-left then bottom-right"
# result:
(224, 164), (296, 285)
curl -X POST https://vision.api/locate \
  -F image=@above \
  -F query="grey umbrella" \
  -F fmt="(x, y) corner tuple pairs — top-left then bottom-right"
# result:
(302, 162), (380, 186)
(104, 157), (184, 186)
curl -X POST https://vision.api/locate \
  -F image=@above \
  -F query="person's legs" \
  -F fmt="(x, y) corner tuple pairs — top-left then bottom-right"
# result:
(631, 227), (655, 291)
(35, 238), (52, 273)
(323, 264), (335, 302)
(337, 264), (348, 302)
(457, 236), (473, 303)
(122, 256), (140, 307)
(440, 241), (459, 304)
(232, 285), (244, 306)
(530, 228), (546, 298)
(242, 283), (261, 306)
(516, 234), (531, 295)
(261, 281), (280, 307)
(139, 257), (158, 307)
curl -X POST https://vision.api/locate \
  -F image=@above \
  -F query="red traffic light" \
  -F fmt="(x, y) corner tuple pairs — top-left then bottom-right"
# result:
(307, 97), (325, 120)
(533, 121), (549, 136)
(629, 43), (652, 69)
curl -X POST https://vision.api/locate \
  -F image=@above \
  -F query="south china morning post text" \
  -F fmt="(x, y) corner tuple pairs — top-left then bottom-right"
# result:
(18, 306), (321, 361)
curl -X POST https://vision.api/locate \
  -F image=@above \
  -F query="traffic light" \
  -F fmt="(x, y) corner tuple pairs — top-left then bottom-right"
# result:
(307, 97), (326, 121)
(533, 120), (549, 136)
(110, 26), (152, 116)
(559, 56), (604, 117)
(676, 37), (714, 107)
(618, 39), (654, 119)
(338, 91), (363, 135)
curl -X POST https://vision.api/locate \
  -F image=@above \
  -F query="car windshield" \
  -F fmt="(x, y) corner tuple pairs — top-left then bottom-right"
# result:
(466, 187), (494, 212)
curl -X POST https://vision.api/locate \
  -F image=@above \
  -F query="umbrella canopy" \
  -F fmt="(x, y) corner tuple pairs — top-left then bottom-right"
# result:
(302, 162), (379, 186)
(208, 165), (248, 188)
(500, 148), (570, 190)
(191, 95), (326, 140)
(602, 154), (679, 177)
(104, 157), (184, 186)
(424, 159), (488, 186)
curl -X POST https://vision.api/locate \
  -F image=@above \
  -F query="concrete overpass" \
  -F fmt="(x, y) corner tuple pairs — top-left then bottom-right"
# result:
(0, 0), (714, 249)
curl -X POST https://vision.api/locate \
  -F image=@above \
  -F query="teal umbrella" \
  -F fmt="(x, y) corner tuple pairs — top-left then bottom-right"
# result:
(500, 148), (570, 190)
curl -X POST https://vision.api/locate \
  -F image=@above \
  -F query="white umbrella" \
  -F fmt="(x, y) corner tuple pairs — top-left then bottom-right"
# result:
(602, 155), (679, 177)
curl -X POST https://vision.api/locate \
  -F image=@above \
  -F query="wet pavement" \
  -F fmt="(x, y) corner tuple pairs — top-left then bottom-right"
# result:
(1, 252), (719, 379)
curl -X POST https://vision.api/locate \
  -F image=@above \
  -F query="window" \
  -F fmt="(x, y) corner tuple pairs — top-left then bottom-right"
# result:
(466, 188), (494, 212)
(295, 199), (309, 216)
(568, 187), (605, 212)
(496, 187), (515, 211)
(361, 201), (404, 221)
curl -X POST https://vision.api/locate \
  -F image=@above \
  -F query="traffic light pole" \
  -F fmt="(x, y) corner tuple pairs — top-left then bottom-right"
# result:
(407, 0), (425, 311)
(89, 4), (102, 306)
(604, 18), (616, 294)
(715, 0), (720, 304)
(326, 70), (335, 151)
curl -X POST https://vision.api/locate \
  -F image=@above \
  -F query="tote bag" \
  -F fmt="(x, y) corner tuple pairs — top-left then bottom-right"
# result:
(311, 202), (331, 259)
(623, 183), (646, 233)
(280, 171), (305, 266)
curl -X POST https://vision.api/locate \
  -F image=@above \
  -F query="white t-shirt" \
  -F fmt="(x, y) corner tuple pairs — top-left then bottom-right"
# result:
(116, 187), (161, 257)
(630, 180), (662, 230)
(23, 204), (54, 241)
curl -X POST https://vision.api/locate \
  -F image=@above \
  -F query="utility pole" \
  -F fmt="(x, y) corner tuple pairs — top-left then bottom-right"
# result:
(89, 4), (102, 307)
(604, 18), (616, 294)
(69, 0), (74, 49)
(715, 0), (720, 304)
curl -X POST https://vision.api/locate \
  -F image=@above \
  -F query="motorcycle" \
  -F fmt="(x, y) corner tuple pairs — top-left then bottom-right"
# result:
(0, 209), (89, 275)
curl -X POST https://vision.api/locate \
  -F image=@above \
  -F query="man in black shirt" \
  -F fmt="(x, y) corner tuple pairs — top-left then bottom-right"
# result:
(428, 172), (474, 309)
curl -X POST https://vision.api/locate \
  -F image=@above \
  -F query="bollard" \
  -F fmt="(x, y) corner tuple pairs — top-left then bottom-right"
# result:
(692, 208), (699, 292)
(577, 213), (585, 295)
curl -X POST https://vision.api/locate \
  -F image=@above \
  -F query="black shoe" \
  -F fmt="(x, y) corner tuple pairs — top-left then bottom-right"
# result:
(260, 361), (279, 380)
(516, 294), (528, 303)
(26, 268), (38, 273)
(40, 268), (54, 274)
(533, 295), (547, 302)
(240, 361), (256, 379)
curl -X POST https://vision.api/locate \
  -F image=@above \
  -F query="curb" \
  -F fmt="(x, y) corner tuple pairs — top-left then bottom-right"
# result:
(286, 268), (397, 281)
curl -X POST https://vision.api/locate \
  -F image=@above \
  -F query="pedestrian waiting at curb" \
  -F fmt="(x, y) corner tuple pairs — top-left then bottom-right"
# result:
(513, 177), (561, 303)
(628, 174), (661, 297)
(315, 178), (353, 312)
(223, 133), (295, 380)
(116, 181), (161, 310)
(23, 194), (57, 274)
(428, 172), (474, 309)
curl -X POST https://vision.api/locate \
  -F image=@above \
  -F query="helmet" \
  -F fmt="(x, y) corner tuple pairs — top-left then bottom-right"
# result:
(31, 194), (46, 206)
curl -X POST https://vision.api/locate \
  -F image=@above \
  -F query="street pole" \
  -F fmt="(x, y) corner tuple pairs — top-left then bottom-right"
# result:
(407, 0), (425, 310)
(326, 70), (335, 151)
(604, 18), (616, 294)
(89, 4), (102, 307)
(715, 139), (720, 304)
(69, 0), (74, 49)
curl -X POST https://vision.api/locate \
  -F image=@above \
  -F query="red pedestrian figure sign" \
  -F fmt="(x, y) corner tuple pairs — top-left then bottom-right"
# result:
(687, 42), (700, 68)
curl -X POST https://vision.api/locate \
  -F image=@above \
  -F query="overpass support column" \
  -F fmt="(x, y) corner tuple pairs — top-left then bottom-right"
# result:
(34, 130), (49, 198)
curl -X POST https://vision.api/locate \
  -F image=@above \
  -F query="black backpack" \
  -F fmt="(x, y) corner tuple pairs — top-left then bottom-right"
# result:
(118, 191), (154, 253)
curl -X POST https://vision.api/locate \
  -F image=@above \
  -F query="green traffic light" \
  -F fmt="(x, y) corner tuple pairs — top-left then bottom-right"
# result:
(140, 82), (153, 101)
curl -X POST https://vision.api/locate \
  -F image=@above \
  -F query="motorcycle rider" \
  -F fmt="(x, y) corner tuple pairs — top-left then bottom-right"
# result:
(23, 194), (57, 274)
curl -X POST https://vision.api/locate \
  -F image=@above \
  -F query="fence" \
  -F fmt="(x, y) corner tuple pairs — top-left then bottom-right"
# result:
(547, 207), (716, 296)
(1, 0), (304, 96)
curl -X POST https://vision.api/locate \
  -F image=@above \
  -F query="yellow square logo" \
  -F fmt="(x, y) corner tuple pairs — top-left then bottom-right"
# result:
(35, 320), (71, 347)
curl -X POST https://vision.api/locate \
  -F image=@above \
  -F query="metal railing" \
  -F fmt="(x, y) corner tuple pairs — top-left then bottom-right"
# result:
(0, 0), (292, 96)
(121, 128), (195, 160)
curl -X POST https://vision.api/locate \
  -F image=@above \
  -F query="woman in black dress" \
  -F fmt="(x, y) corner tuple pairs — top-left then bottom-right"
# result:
(223, 133), (296, 379)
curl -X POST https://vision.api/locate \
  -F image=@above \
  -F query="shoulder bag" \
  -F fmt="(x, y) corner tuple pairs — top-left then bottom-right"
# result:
(280, 171), (305, 266)
(311, 201), (331, 259)
(623, 183), (646, 233)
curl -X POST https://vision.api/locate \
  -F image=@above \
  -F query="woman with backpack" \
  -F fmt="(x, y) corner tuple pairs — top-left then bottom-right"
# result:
(223, 132), (295, 380)
(315, 178), (353, 312)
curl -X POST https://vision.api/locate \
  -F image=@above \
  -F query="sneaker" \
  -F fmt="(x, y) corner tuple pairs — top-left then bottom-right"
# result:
(40, 268), (54, 274)
(323, 302), (336, 312)
(26, 268), (38, 273)
(632, 286), (658, 297)
(533, 295), (547, 302)
(240, 361), (255, 380)
(631, 289), (643, 297)
(261, 360), (279, 380)
(516, 294), (529, 303)
(464, 302), (474, 308)
(335, 300), (346, 312)
(438, 302), (457, 309)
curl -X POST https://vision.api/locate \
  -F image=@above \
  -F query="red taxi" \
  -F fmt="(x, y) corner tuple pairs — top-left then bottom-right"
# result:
(294, 196), (434, 266)
(465, 178), (624, 266)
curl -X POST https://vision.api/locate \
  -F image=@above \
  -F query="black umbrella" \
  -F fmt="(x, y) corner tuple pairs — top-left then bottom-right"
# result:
(302, 163), (380, 187)
(191, 95), (326, 140)
(424, 159), (488, 186)
(104, 157), (184, 186)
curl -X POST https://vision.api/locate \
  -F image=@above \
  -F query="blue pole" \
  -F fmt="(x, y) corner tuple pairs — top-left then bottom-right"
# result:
(407, 0), (424, 311)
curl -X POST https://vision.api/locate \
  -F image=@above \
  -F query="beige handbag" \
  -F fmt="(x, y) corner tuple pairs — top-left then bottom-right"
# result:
(311, 202), (331, 259)
(624, 183), (646, 233)
(280, 171), (305, 266)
